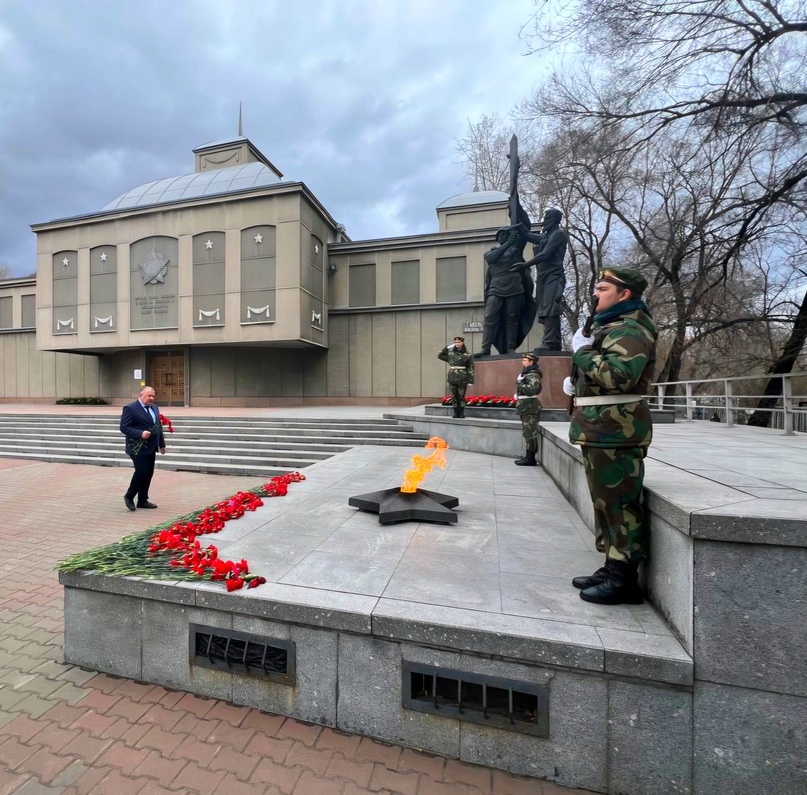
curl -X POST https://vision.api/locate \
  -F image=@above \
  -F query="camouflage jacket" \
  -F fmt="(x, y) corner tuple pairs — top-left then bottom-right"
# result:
(569, 306), (657, 448)
(438, 346), (474, 386)
(515, 365), (542, 416)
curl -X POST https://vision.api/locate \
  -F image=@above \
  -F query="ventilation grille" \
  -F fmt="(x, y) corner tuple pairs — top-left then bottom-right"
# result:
(190, 624), (295, 685)
(402, 662), (549, 737)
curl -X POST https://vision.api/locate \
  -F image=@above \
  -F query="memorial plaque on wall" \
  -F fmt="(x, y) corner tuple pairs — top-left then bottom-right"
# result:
(130, 236), (179, 330)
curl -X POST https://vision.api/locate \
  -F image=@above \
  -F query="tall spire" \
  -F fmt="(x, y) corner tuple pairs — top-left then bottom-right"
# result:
(238, 102), (243, 137)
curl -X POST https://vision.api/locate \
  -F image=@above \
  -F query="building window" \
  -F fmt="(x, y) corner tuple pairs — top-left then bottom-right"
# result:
(304, 233), (324, 300)
(52, 250), (78, 334)
(391, 260), (420, 305)
(241, 225), (276, 323)
(193, 232), (226, 326)
(436, 256), (467, 303)
(90, 246), (117, 332)
(349, 264), (376, 308)
(0, 297), (11, 329)
(21, 295), (35, 328)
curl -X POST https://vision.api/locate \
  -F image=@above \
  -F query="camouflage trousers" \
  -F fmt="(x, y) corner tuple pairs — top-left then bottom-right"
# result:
(519, 412), (541, 453)
(448, 384), (467, 408)
(581, 445), (648, 564)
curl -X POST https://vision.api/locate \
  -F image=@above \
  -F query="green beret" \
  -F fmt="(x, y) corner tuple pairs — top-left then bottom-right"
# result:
(598, 267), (648, 295)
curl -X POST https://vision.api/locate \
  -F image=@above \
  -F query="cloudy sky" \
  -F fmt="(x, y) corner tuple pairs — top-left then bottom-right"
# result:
(0, 0), (550, 277)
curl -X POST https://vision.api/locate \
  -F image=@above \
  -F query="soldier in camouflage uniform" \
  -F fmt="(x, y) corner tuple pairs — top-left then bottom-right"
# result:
(438, 336), (474, 418)
(562, 267), (657, 605)
(514, 352), (542, 466)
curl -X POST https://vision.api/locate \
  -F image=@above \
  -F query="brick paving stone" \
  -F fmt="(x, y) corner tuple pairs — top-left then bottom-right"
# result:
(169, 736), (222, 767)
(355, 737), (402, 769)
(416, 780), (484, 795)
(292, 770), (346, 795)
(325, 753), (375, 788)
(315, 729), (362, 759)
(276, 719), (322, 747)
(75, 691), (121, 715)
(204, 722), (256, 752)
(285, 741), (334, 777)
(69, 711), (119, 737)
(109, 682), (156, 703)
(131, 749), (188, 784)
(0, 769), (30, 795)
(172, 760), (226, 793)
(26, 723), (79, 753)
(442, 759), (492, 791)
(398, 748), (445, 781)
(105, 698), (151, 723)
(368, 764), (420, 795)
(2, 715), (50, 743)
(240, 709), (285, 736)
(138, 704), (186, 731)
(243, 731), (293, 762)
(0, 737), (39, 768)
(95, 741), (151, 775)
(213, 772), (269, 795)
(18, 746), (75, 785)
(89, 769), (148, 795)
(172, 693), (215, 720)
(171, 714), (217, 742)
(136, 725), (186, 756)
(204, 701), (251, 726)
(207, 745), (260, 780)
(249, 757), (303, 793)
(60, 733), (114, 763)
(12, 695), (58, 721)
(50, 759), (89, 789)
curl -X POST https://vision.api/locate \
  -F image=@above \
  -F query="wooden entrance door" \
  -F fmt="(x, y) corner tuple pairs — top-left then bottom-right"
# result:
(151, 353), (185, 406)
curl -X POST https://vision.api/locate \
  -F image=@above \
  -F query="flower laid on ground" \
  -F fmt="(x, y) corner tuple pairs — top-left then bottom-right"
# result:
(58, 472), (306, 592)
(464, 394), (517, 408)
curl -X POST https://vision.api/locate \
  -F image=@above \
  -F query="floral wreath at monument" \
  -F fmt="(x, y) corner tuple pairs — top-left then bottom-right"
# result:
(59, 472), (306, 592)
(441, 394), (517, 408)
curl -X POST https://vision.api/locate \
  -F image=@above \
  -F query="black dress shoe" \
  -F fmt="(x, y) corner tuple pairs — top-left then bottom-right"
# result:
(137, 500), (158, 509)
(124, 496), (136, 511)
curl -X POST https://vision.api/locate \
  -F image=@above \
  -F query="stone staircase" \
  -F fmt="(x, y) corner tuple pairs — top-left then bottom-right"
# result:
(0, 414), (431, 477)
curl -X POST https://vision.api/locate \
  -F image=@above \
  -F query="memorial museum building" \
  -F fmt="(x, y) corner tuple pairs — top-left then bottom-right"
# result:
(0, 135), (542, 405)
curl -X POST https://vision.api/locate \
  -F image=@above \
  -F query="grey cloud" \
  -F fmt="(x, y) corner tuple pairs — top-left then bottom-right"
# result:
(0, 0), (540, 275)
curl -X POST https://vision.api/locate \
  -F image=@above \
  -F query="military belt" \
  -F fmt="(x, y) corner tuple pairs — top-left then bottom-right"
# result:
(575, 394), (643, 407)
(449, 366), (468, 370)
(516, 395), (540, 399)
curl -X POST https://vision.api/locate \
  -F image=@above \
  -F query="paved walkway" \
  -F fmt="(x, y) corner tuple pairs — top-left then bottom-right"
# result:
(0, 458), (596, 795)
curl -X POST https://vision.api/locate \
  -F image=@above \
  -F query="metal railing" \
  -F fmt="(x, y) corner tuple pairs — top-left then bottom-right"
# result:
(651, 373), (807, 435)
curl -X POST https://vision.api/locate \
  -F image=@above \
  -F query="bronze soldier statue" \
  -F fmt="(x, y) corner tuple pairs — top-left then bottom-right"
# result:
(520, 208), (568, 351)
(475, 222), (537, 357)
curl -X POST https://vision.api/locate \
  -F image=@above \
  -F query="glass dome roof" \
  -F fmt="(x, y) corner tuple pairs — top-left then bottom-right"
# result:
(101, 162), (284, 211)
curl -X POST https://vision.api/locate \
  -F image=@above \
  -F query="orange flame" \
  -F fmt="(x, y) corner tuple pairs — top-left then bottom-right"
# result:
(400, 437), (449, 493)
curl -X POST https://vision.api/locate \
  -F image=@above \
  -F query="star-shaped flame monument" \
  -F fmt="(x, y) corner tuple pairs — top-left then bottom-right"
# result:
(348, 437), (459, 524)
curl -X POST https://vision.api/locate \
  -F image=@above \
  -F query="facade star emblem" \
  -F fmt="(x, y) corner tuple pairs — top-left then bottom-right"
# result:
(205, 239), (213, 249)
(100, 252), (107, 262)
(254, 233), (263, 244)
(62, 257), (69, 267)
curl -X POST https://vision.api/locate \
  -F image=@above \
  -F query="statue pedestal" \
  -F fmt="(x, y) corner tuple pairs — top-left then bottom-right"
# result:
(469, 351), (572, 410)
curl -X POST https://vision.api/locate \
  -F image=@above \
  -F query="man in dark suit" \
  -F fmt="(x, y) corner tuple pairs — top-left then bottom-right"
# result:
(119, 385), (166, 511)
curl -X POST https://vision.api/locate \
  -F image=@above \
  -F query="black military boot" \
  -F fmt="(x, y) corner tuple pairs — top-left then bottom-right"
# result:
(514, 451), (537, 466)
(571, 566), (609, 590)
(452, 406), (460, 418)
(580, 560), (643, 605)
(457, 407), (465, 418)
